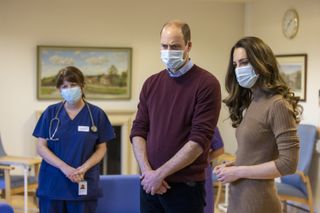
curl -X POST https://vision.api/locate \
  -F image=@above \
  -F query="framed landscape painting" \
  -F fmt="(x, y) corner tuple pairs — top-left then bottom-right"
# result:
(37, 46), (132, 100)
(276, 54), (307, 101)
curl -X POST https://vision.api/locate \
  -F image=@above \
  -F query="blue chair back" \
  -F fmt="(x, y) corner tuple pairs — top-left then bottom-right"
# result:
(280, 124), (317, 195)
(0, 133), (7, 157)
(0, 133), (7, 177)
(96, 175), (140, 213)
(296, 124), (317, 174)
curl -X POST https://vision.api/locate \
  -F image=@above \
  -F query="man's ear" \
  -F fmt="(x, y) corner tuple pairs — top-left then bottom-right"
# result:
(186, 41), (192, 52)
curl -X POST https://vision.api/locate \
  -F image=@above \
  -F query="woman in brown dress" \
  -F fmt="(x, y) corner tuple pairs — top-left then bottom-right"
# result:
(214, 37), (302, 213)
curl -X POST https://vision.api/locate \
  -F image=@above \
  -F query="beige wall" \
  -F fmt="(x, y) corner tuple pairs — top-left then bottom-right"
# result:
(0, 1), (242, 159)
(0, 0), (319, 211)
(245, 0), (320, 211)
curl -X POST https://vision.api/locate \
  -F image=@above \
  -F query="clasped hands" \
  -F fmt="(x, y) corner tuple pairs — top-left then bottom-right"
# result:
(61, 164), (88, 183)
(140, 169), (171, 195)
(213, 161), (240, 184)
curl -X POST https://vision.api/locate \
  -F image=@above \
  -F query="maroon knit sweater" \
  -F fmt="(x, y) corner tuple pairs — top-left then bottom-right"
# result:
(130, 65), (221, 182)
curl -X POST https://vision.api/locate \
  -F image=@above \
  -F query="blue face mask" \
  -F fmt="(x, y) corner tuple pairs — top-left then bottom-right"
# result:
(160, 50), (185, 72)
(235, 64), (259, 88)
(60, 86), (82, 104)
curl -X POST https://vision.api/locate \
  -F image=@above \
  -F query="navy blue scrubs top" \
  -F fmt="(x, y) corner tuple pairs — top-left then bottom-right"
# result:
(33, 102), (115, 200)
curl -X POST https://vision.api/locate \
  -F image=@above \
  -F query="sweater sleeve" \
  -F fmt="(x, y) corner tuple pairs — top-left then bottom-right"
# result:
(188, 76), (221, 150)
(268, 98), (299, 176)
(130, 80), (150, 142)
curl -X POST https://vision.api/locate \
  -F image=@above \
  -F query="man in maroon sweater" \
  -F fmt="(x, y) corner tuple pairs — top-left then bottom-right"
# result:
(130, 20), (221, 213)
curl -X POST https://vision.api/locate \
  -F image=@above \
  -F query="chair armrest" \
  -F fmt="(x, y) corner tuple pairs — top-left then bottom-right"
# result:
(295, 170), (313, 206)
(217, 153), (236, 162)
(295, 170), (308, 183)
(0, 156), (41, 178)
(213, 153), (236, 167)
(0, 165), (14, 171)
(0, 156), (41, 167)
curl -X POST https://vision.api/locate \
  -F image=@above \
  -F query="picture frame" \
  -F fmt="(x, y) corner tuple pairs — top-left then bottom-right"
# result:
(276, 54), (307, 101)
(37, 46), (132, 100)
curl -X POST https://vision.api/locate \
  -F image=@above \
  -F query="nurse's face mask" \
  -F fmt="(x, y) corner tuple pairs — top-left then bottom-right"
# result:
(60, 86), (82, 104)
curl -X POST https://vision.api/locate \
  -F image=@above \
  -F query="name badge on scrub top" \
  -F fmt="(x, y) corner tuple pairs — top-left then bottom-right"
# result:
(78, 180), (88, 195)
(78, 126), (89, 132)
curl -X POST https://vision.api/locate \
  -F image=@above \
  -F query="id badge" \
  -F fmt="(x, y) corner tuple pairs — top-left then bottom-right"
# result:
(78, 180), (88, 196)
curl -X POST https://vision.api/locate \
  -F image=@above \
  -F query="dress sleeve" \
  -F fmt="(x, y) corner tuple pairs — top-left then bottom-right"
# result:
(268, 99), (299, 176)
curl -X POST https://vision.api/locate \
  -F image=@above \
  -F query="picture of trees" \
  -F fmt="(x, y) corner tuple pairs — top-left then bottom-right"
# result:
(37, 46), (132, 100)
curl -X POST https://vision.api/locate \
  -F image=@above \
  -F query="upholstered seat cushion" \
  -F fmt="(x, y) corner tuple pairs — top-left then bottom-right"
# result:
(276, 182), (307, 199)
(0, 175), (37, 189)
(0, 201), (14, 213)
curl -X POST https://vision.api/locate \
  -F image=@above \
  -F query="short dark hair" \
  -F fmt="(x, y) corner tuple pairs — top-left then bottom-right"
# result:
(160, 20), (191, 44)
(56, 66), (85, 89)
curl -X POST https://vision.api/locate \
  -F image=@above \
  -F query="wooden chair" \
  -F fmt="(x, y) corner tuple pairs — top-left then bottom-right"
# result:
(212, 153), (235, 212)
(276, 124), (317, 213)
(0, 133), (41, 205)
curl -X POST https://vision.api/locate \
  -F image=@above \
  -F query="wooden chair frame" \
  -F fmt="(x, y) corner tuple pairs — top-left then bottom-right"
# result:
(278, 171), (313, 213)
(0, 156), (40, 204)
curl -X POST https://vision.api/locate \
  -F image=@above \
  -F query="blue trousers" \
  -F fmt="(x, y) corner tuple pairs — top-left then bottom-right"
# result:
(140, 181), (205, 213)
(204, 165), (214, 213)
(39, 198), (97, 213)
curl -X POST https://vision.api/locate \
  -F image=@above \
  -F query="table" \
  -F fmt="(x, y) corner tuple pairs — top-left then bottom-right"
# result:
(0, 155), (41, 213)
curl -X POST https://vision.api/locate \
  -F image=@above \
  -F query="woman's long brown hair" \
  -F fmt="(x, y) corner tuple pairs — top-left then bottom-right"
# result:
(223, 37), (302, 128)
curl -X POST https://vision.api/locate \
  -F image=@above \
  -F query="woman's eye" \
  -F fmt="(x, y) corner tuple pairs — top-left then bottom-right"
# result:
(241, 61), (249, 66)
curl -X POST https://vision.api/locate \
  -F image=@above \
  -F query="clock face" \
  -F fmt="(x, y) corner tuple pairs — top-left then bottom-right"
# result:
(282, 9), (299, 39)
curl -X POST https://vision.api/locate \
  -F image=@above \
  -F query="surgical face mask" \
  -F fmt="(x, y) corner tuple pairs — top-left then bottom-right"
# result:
(235, 64), (259, 88)
(160, 50), (185, 72)
(60, 86), (82, 104)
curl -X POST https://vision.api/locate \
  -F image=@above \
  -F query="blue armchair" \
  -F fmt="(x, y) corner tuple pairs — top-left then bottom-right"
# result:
(96, 175), (140, 213)
(276, 124), (317, 213)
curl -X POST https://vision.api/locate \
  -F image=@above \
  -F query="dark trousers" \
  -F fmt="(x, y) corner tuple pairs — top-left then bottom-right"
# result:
(39, 198), (97, 213)
(140, 181), (205, 213)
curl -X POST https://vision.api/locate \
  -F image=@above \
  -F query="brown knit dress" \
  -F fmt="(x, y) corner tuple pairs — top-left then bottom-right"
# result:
(227, 89), (299, 213)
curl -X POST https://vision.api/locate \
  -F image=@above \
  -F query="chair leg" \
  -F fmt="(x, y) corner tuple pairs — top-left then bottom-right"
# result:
(4, 170), (12, 203)
(32, 192), (38, 207)
(214, 182), (222, 208)
(309, 205), (314, 213)
(281, 201), (287, 213)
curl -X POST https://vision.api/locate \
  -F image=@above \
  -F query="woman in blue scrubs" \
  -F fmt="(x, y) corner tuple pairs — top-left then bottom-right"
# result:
(33, 66), (115, 213)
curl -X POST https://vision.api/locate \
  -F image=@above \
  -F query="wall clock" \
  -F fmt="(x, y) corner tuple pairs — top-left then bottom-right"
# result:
(282, 9), (299, 39)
